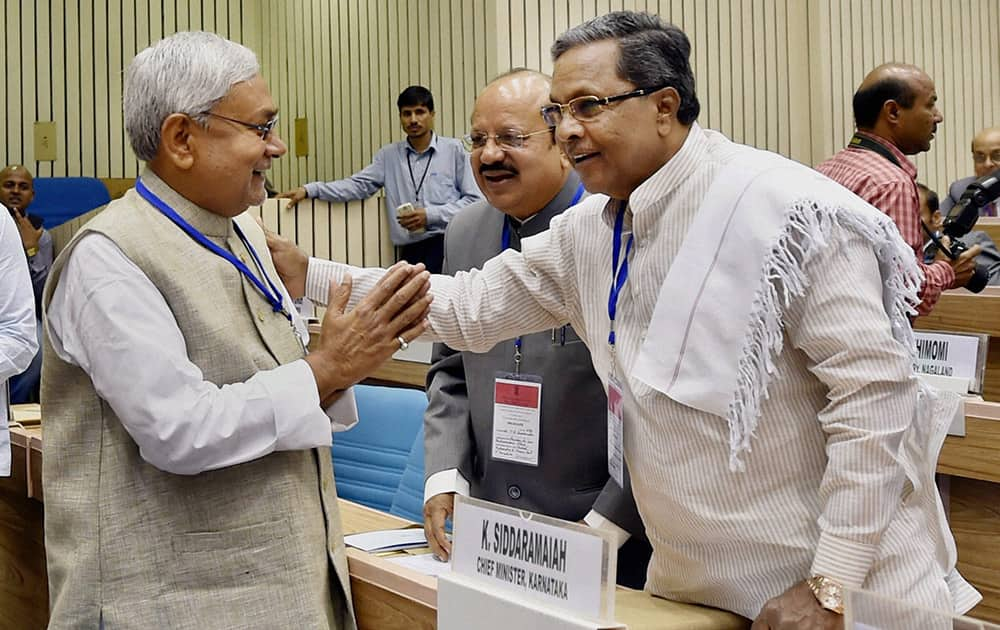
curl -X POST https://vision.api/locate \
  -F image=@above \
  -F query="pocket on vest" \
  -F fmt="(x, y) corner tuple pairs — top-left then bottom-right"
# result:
(170, 518), (293, 588)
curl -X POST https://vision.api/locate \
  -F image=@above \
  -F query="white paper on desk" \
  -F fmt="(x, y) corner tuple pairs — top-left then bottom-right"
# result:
(388, 553), (452, 577)
(344, 528), (428, 552)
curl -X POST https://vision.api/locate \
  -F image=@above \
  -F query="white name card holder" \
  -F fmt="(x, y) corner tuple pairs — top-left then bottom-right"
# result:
(845, 587), (1000, 630)
(438, 495), (624, 630)
(912, 330), (989, 394)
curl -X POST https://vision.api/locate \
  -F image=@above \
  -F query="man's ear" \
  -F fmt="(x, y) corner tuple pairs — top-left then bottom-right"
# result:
(883, 100), (903, 125)
(655, 87), (681, 135)
(158, 113), (198, 170)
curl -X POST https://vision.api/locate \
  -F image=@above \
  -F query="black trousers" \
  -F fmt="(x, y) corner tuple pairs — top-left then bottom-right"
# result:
(616, 535), (653, 589)
(399, 233), (445, 274)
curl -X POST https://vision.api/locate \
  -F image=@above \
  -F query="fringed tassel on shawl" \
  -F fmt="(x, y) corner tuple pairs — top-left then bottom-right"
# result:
(726, 199), (923, 471)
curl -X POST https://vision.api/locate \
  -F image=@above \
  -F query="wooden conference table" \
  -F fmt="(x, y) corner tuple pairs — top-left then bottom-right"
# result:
(1, 411), (748, 630)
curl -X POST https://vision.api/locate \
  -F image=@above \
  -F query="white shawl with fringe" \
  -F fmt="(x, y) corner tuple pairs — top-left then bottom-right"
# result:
(632, 145), (925, 471)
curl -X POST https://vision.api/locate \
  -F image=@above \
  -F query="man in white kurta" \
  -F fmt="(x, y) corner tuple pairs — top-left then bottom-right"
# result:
(270, 12), (978, 626)
(0, 207), (38, 477)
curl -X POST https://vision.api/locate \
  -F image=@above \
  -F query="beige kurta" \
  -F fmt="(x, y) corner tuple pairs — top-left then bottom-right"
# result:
(307, 124), (977, 619)
(42, 171), (356, 629)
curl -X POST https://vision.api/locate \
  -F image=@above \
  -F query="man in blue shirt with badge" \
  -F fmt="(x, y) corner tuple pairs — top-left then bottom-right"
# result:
(279, 86), (481, 273)
(421, 69), (650, 588)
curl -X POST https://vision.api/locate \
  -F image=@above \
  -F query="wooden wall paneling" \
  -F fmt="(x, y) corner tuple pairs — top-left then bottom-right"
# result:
(122, 0), (138, 177)
(285, 0), (302, 191)
(538, 1), (555, 75)
(345, 199), (364, 266)
(361, 199), (380, 267)
(21, 1), (36, 170)
(316, 0), (333, 188)
(0, 4), (6, 167)
(523, 0), (540, 70)
(948, 476), (1000, 624)
(80, 0), (96, 177)
(108, 0), (125, 179)
(688, 1), (707, 131)
(786, 0), (810, 163)
(260, 196), (280, 241)
(719, 0), (744, 142)
(360, 0), (375, 170)
(229, 0), (243, 42)
(310, 200), (331, 262)
(3, 4), (20, 168)
(33, 1), (51, 177)
(296, 201), (315, 258)
(751, 0), (766, 149)
(95, 0), (111, 177)
(202, 0), (216, 32)
(64, 0), (81, 176)
(330, 201), (350, 265)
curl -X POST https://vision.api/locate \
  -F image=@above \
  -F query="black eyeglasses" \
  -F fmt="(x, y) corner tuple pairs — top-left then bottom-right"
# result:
(540, 85), (668, 127)
(205, 112), (280, 141)
(463, 128), (552, 151)
(973, 150), (1000, 164)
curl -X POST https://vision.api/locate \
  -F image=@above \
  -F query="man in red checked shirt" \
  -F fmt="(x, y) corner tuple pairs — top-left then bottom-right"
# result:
(817, 63), (980, 316)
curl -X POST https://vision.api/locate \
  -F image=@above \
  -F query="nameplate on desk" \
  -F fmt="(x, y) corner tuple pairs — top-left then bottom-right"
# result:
(912, 330), (988, 394)
(448, 496), (616, 622)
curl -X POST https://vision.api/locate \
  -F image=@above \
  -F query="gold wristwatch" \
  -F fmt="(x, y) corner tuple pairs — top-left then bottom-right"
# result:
(807, 575), (844, 614)
(25, 246), (38, 257)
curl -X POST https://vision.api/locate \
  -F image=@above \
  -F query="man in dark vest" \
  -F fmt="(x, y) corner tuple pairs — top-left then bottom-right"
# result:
(422, 69), (651, 588)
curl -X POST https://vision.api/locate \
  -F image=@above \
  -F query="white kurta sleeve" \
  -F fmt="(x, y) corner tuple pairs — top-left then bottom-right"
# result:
(47, 233), (337, 476)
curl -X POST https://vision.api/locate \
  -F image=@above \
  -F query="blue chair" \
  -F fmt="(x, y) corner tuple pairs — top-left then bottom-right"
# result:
(389, 425), (426, 523)
(331, 384), (427, 512)
(31, 177), (113, 228)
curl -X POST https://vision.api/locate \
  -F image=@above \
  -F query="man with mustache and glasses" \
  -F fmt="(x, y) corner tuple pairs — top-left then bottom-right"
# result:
(421, 69), (650, 587)
(279, 85), (481, 273)
(818, 63), (978, 315)
(268, 12), (978, 626)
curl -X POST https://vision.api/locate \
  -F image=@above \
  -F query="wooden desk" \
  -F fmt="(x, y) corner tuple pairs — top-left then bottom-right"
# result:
(365, 358), (430, 389)
(1, 424), (745, 630)
(976, 218), (1000, 247)
(337, 502), (747, 630)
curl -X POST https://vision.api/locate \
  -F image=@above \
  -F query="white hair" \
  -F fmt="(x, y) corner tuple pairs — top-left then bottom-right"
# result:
(124, 31), (259, 161)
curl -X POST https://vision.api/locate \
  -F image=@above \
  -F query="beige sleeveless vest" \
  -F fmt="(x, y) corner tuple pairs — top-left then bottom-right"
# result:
(41, 171), (356, 629)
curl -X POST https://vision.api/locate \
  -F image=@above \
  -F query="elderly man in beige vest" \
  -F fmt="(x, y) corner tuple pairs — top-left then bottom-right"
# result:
(41, 32), (430, 629)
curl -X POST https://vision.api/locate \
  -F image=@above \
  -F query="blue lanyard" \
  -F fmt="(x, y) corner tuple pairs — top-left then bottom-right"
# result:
(608, 202), (634, 348)
(135, 177), (289, 320)
(500, 215), (523, 369)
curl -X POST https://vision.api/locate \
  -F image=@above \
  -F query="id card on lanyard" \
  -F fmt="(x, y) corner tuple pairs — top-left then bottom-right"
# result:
(606, 201), (633, 488)
(490, 214), (553, 466)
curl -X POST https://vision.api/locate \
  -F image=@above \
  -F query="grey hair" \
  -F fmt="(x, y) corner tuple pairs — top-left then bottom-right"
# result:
(551, 11), (701, 125)
(124, 31), (259, 161)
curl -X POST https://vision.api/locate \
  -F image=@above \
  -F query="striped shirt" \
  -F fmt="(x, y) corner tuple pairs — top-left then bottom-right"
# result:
(307, 124), (976, 618)
(816, 132), (955, 315)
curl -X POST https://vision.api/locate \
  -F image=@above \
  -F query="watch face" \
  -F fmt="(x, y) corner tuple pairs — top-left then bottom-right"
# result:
(811, 577), (844, 614)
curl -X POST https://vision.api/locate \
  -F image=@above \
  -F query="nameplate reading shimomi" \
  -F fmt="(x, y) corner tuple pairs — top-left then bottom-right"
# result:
(451, 496), (608, 620)
(911, 330), (987, 393)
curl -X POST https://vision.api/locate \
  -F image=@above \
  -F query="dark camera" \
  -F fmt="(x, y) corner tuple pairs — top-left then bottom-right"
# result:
(928, 169), (1000, 293)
